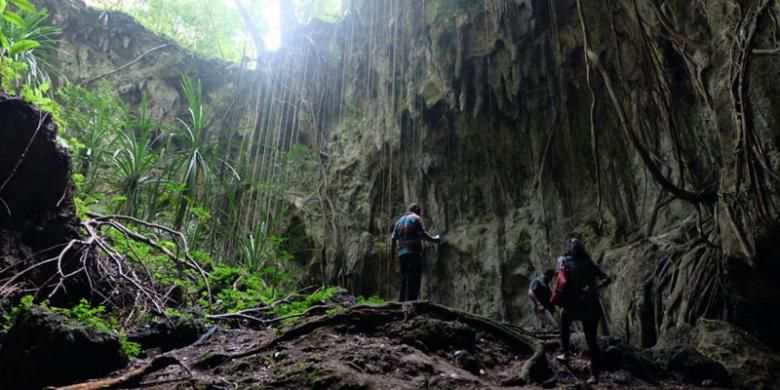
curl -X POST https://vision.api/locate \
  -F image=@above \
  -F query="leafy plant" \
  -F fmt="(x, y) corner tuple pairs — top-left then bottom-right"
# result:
(1, 294), (36, 331)
(356, 295), (384, 305)
(173, 75), (213, 231)
(58, 82), (126, 191)
(111, 94), (164, 217)
(270, 286), (341, 322)
(0, 0), (59, 91)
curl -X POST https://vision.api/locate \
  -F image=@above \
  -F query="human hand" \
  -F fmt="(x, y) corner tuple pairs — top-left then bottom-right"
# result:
(432, 234), (441, 242)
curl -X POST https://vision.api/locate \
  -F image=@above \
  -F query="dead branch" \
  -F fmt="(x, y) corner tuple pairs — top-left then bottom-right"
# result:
(88, 213), (212, 304)
(49, 355), (185, 390)
(82, 44), (169, 86)
(206, 304), (334, 325)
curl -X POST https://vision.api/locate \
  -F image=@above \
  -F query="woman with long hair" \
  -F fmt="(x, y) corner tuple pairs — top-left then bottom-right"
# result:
(553, 238), (612, 384)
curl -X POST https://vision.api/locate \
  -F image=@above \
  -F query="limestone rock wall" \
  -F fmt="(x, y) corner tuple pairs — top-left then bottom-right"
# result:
(313, 0), (780, 352)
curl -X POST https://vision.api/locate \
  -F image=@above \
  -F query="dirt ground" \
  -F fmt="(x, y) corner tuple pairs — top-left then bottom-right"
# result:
(59, 302), (727, 390)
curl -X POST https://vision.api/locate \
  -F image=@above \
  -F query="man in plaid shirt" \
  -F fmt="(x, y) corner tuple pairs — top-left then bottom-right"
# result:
(390, 203), (441, 301)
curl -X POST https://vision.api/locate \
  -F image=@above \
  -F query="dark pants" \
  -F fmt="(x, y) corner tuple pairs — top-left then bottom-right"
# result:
(399, 252), (422, 302)
(560, 308), (601, 376)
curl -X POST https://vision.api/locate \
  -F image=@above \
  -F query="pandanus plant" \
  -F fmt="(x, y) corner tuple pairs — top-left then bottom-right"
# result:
(111, 95), (164, 218)
(173, 75), (213, 231)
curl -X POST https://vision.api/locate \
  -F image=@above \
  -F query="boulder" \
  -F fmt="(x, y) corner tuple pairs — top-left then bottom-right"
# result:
(692, 319), (780, 390)
(653, 345), (731, 386)
(0, 307), (127, 389)
(127, 317), (206, 352)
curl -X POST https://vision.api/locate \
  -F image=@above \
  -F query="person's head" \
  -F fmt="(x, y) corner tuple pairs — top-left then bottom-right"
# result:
(408, 203), (421, 215)
(543, 269), (555, 283)
(563, 238), (587, 257)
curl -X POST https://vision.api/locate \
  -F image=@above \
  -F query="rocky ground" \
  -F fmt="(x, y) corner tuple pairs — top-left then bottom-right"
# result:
(18, 301), (732, 390)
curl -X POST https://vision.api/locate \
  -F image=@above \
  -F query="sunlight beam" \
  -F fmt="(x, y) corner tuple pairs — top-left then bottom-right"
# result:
(262, 0), (282, 51)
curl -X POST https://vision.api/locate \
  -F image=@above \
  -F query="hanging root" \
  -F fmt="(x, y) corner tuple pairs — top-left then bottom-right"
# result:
(650, 217), (730, 331)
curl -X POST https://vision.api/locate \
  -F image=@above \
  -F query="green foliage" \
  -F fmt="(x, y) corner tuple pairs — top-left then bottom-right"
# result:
(112, 94), (164, 217)
(356, 295), (384, 305)
(48, 300), (143, 359)
(1, 0), (62, 133)
(0, 1), (59, 90)
(1, 294), (36, 331)
(119, 332), (143, 358)
(293, 0), (348, 24)
(20, 81), (62, 125)
(86, 0), (252, 62)
(54, 298), (112, 331)
(208, 265), (268, 312)
(58, 82), (127, 191)
(174, 75), (213, 230)
(270, 286), (341, 323)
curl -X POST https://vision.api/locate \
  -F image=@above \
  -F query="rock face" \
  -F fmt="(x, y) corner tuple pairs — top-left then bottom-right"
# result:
(296, 0), (780, 358)
(0, 92), (81, 301)
(0, 307), (127, 389)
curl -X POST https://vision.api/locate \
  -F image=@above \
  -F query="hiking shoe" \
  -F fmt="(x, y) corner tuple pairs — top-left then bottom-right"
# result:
(555, 353), (569, 362)
(586, 375), (598, 384)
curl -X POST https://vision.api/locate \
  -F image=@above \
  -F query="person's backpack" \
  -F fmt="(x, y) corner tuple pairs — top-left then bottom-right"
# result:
(550, 257), (571, 306)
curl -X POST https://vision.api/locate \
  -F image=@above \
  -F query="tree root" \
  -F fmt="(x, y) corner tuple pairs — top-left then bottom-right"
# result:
(48, 355), (186, 390)
(206, 304), (334, 325)
(195, 301), (549, 383)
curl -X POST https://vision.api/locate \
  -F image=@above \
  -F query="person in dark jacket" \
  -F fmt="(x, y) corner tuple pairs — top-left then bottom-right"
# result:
(390, 203), (440, 301)
(553, 238), (611, 384)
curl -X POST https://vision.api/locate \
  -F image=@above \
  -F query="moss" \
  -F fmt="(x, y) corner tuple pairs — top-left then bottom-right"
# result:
(514, 229), (532, 255)
(422, 79), (444, 108)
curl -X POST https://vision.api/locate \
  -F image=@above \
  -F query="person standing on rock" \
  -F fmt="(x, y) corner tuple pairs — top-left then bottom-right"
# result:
(390, 203), (441, 302)
(551, 238), (612, 385)
(528, 269), (557, 329)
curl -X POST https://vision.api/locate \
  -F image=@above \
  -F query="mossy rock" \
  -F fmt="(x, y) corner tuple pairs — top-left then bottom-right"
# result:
(0, 307), (127, 389)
